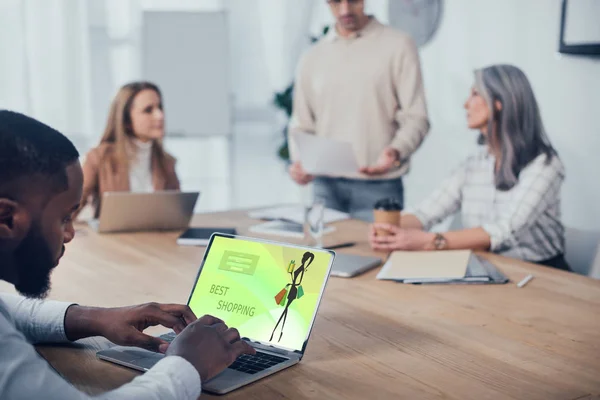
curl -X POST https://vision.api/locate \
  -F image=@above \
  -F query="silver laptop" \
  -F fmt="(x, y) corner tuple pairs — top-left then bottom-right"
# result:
(330, 253), (382, 278)
(97, 233), (335, 394)
(90, 191), (199, 233)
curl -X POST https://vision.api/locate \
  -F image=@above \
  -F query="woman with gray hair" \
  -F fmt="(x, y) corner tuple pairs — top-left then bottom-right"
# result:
(369, 64), (570, 270)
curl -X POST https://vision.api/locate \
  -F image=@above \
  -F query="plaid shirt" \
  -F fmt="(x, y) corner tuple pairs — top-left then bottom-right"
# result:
(412, 148), (565, 262)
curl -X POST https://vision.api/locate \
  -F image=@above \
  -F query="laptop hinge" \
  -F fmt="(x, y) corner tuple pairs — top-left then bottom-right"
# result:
(249, 341), (298, 358)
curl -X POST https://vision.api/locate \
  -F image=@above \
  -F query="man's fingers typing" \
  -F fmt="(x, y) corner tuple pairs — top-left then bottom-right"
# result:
(197, 314), (223, 326)
(129, 330), (166, 353)
(147, 308), (187, 333)
(230, 339), (256, 358)
(212, 322), (228, 334)
(159, 304), (197, 325)
(223, 328), (241, 344)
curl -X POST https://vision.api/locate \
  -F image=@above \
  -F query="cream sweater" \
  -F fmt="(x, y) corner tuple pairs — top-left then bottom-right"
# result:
(289, 17), (430, 180)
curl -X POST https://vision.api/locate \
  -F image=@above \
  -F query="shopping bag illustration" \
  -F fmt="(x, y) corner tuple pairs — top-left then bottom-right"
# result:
(270, 252), (315, 343)
(287, 260), (296, 273)
(275, 287), (288, 305)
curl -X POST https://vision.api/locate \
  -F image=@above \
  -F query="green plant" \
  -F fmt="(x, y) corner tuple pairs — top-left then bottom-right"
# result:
(274, 83), (294, 161)
(274, 26), (330, 161)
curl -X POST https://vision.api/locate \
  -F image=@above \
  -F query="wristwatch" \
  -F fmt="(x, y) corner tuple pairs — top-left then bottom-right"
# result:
(433, 233), (448, 250)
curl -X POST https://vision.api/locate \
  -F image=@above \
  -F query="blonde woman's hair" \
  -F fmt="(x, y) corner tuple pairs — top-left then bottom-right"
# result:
(99, 81), (170, 174)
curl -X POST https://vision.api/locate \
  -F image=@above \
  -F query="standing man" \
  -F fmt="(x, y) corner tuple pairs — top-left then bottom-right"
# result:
(288, 0), (430, 219)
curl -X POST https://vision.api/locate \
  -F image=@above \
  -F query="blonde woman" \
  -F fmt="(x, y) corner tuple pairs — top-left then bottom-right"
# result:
(78, 81), (180, 218)
(369, 65), (569, 271)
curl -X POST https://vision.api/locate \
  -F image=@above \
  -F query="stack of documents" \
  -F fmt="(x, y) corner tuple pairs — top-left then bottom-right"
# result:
(376, 250), (509, 284)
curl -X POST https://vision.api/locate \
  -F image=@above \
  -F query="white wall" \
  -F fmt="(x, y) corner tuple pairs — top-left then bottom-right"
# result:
(225, 0), (273, 110)
(0, 0), (93, 142)
(228, 0), (390, 112)
(404, 0), (600, 230)
(226, 0), (318, 112)
(87, 0), (229, 140)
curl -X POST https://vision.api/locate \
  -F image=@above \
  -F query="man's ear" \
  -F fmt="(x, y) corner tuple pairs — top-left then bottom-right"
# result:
(0, 199), (30, 241)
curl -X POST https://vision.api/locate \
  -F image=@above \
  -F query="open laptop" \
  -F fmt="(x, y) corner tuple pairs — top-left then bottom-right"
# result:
(96, 233), (335, 394)
(89, 191), (199, 233)
(330, 253), (382, 278)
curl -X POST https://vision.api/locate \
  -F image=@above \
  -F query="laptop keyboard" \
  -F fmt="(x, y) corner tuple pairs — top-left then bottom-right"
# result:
(159, 331), (177, 342)
(229, 352), (288, 374)
(159, 331), (288, 374)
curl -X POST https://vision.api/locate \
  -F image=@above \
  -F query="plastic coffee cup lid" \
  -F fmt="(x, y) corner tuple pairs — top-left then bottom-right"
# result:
(374, 198), (402, 211)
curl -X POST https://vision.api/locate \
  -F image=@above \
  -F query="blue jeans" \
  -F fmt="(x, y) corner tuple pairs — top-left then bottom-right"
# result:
(313, 177), (404, 222)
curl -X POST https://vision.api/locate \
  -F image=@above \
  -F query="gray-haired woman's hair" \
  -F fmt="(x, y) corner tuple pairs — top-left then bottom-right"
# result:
(474, 64), (557, 190)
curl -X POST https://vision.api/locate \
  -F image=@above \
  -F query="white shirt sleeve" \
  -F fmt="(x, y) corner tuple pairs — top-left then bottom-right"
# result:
(0, 293), (74, 343)
(481, 155), (565, 252)
(0, 295), (201, 400)
(410, 161), (467, 231)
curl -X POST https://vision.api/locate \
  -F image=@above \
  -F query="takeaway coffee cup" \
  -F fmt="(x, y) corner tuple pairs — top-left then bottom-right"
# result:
(373, 198), (402, 236)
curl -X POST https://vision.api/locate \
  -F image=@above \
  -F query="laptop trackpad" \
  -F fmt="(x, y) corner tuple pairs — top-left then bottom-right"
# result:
(204, 368), (250, 393)
(97, 347), (164, 371)
(133, 353), (165, 370)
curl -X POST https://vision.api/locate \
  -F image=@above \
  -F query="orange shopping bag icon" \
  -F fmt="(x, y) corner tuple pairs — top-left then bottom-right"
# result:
(275, 287), (288, 306)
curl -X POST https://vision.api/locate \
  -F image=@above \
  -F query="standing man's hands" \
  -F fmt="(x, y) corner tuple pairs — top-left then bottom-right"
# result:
(166, 316), (256, 382)
(290, 146), (400, 180)
(289, 161), (314, 185)
(360, 147), (401, 176)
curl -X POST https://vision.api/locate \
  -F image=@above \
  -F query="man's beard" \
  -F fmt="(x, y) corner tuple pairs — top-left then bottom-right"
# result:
(13, 224), (59, 299)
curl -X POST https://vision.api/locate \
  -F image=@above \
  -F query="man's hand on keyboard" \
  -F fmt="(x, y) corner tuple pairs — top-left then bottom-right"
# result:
(166, 316), (256, 382)
(65, 302), (198, 353)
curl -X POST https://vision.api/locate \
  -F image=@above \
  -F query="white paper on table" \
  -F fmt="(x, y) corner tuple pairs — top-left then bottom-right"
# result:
(248, 205), (349, 225)
(248, 220), (336, 239)
(291, 131), (360, 176)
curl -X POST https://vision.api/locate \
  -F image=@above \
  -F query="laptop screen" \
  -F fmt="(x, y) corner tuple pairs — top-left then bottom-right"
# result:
(187, 235), (334, 352)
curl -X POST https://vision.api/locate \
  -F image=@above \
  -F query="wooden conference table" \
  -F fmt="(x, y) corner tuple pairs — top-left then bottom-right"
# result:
(2, 209), (599, 399)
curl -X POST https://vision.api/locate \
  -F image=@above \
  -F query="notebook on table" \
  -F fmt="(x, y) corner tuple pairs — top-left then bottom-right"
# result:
(376, 250), (508, 284)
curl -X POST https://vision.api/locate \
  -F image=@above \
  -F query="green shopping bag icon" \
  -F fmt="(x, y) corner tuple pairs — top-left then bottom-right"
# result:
(297, 285), (304, 299)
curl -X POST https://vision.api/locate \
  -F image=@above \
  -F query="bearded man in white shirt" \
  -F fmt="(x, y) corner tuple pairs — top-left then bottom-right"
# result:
(0, 110), (254, 400)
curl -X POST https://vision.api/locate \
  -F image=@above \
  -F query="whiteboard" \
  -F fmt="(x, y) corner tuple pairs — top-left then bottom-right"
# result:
(563, 0), (600, 45)
(143, 11), (231, 136)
